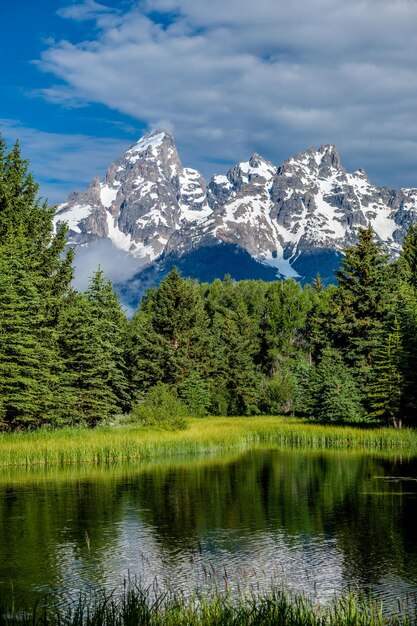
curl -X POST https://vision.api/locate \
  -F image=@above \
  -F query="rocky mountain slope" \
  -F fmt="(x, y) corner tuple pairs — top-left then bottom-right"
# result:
(55, 130), (417, 301)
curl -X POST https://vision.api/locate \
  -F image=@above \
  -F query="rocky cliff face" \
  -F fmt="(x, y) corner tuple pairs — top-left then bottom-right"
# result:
(55, 130), (417, 296)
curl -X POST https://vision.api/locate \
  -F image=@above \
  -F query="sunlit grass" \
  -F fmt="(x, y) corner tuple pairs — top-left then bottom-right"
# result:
(0, 417), (416, 468)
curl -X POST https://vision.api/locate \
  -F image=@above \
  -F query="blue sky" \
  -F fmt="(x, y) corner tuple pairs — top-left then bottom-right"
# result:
(2, 0), (417, 203)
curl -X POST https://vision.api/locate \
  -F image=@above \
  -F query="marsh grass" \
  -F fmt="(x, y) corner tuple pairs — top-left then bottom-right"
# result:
(1, 583), (416, 626)
(0, 417), (416, 468)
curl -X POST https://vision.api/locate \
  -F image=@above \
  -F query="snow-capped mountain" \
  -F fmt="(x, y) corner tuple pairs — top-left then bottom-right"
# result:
(55, 130), (417, 300)
(55, 131), (211, 262)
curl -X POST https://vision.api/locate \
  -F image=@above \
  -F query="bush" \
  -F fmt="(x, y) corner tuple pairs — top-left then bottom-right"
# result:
(260, 369), (297, 415)
(130, 384), (189, 430)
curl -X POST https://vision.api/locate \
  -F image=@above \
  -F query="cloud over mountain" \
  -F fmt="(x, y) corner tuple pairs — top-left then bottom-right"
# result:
(37, 0), (417, 188)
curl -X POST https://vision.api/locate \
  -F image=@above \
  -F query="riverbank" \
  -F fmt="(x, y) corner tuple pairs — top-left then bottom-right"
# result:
(1, 583), (416, 626)
(0, 417), (416, 468)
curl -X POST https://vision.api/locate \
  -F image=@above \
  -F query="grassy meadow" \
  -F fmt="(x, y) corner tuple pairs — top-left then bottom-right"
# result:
(0, 417), (416, 468)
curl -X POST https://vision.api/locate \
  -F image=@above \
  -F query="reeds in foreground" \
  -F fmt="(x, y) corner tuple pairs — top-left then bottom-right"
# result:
(1, 583), (417, 626)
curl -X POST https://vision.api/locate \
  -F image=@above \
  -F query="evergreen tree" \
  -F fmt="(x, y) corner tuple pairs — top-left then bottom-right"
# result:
(85, 269), (129, 412)
(211, 305), (261, 415)
(306, 347), (364, 423)
(126, 309), (167, 395)
(331, 225), (392, 398)
(0, 234), (65, 429)
(127, 268), (214, 399)
(304, 281), (335, 364)
(398, 283), (417, 425)
(259, 280), (311, 374)
(368, 318), (403, 427)
(399, 223), (417, 292)
(0, 137), (74, 429)
(178, 371), (211, 416)
(0, 138), (73, 300)
(58, 273), (128, 426)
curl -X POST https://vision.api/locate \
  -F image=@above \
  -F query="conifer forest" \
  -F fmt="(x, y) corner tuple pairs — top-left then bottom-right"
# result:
(1, 136), (417, 432)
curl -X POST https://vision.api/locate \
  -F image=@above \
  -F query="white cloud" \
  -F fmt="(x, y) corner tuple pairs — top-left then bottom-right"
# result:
(35, 0), (417, 186)
(71, 239), (142, 296)
(57, 0), (118, 23)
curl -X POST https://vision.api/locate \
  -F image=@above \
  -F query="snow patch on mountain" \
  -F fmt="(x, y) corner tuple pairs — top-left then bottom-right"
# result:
(55, 203), (93, 234)
(125, 131), (167, 162)
(100, 182), (120, 208)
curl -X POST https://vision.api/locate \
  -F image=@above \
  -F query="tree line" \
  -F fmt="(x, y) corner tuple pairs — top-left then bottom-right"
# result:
(1, 137), (417, 430)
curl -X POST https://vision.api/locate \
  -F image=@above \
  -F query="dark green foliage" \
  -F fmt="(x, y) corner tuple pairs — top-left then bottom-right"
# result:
(204, 278), (264, 415)
(324, 226), (398, 415)
(304, 282), (336, 362)
(58, 272), (129, 426)
(397, 284), (417, 425)
(399, 223), (417, 291)
(0, 138), (73, 430)
(332, 226), (391, 374)
(86, 269), (129, 411)
(368, 319), (403, 427)
(126, 309), (166, 394)
(127, 268), (214, 398)
(260, 366), (298, 415)
(178, 371), (211, 416)
(0, 236), (61, 429)
(259, 279), (311, 373)
(307, 348), (364, 423)
(211, 306), (261, 415)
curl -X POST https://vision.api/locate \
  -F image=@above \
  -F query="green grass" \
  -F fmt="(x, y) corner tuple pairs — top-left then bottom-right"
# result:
(0, 417), (416, 468)
(1, 583), (416, 625)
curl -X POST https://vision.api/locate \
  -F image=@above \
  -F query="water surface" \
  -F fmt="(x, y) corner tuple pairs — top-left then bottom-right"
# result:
(0, 448), (416, 609)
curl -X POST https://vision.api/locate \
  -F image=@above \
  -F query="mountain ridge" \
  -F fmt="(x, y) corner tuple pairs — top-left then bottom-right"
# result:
(54, 130), (417, 301)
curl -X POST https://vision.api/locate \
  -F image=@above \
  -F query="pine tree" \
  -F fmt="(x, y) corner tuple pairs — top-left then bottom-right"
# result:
(0, 234), (65, 429)
(56, 270), (128, 426)
(259, 280), (311, 374)
(127, 268), (214, 400)
(368, 319), (403, 427)
(306, 347), (364, 423)
(399, 223), (417, 292)
(178, 371), (211, 416)
(331, 225), (392, 394)
(0, 138), (73, 297)
(0, 137), (74, 430)
(211, 304), (261, 415)
(304, 281), (335, 364)
(85, 269), (129, 412)
(398, 283), (417, 425)
(58, 286), (126, 426)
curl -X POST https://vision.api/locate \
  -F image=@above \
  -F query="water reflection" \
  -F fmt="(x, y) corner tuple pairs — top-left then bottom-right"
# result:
(0, 449), (416, 609)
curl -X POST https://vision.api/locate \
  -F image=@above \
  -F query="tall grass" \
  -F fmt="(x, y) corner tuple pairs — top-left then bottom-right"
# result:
(0, 417), (416, 468)
(1, 583), (416, 625)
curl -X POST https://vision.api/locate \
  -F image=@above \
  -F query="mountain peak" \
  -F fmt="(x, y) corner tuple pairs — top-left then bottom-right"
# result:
(279, 144), (344, 182)
(125, 130), (174, 160)
(317, 144), (342, 169)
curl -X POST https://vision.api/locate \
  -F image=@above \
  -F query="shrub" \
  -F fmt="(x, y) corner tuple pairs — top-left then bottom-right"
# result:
(130, 384), (189, 430)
